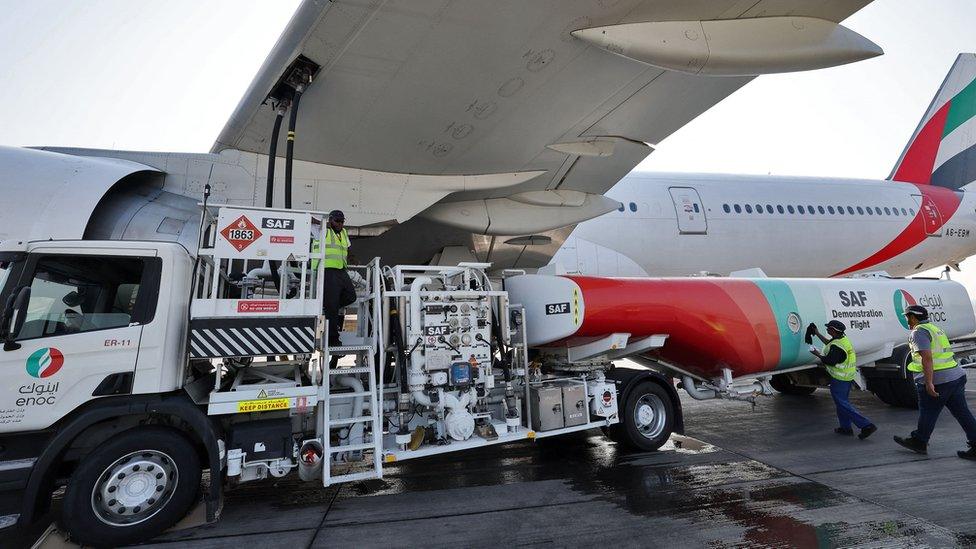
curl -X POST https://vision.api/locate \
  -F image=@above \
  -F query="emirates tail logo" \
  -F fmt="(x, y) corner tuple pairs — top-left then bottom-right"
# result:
(26, 348), (64, 378)
(893, 289), (916, 329)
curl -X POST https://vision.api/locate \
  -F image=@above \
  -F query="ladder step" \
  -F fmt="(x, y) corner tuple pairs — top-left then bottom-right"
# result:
(330, 415), (375, 426)
(329, 470), (380, 483)
(330, 345), (373, 353)
(329, 391), (372, 399)
(327, 442), (376, 453)
(328, 367), (371, 375)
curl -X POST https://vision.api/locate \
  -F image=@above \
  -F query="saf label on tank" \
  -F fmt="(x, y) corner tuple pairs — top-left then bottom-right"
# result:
(545, 302), (570, 315)
(839, 291), (868, 307)
(262, 218), (295, 230)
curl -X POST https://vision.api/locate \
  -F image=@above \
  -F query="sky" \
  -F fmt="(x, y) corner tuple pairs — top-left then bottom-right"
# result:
(1, 0), (976, 284)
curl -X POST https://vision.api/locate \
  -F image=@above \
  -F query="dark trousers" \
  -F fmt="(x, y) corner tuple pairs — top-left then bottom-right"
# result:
(829, 378), (873, 430)
(912, 375), (976, 444)
(323, 268), (356, 345)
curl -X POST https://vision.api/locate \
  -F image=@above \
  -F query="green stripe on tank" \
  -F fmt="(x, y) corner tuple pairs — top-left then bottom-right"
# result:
(752, 280), (830, 370)
(944, 78), (976, 138)
(752, 279), (802, 369)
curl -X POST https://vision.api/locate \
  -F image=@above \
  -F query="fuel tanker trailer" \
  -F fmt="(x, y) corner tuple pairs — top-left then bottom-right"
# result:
(504, 273), (976, 408)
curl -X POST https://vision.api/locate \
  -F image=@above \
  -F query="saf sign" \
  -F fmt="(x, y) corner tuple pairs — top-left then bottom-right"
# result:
(220, 215), (263, 252)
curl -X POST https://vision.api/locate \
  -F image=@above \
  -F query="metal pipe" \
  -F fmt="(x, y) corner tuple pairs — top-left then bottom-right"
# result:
(408, 276), (433, 406)
(265, 107), (285, 208)
(284, 85), (304, 209)
(681, 375), (718, 400)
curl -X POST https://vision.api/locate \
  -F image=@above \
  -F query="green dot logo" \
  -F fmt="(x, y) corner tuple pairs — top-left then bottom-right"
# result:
(26, 347), (64, 378)
(893, 289), (916, 329)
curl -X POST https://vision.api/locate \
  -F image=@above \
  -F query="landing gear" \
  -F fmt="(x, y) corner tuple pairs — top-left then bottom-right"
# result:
(60, 427), (202, 547)
(769, 373), (817, 396)
(616, 381), (675, 451)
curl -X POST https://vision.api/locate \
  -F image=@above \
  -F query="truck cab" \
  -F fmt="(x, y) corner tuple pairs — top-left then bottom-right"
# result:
(0, 240), (207, 539)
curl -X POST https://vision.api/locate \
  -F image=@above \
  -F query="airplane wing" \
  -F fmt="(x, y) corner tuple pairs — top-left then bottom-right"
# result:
(212, 0), (876, 269)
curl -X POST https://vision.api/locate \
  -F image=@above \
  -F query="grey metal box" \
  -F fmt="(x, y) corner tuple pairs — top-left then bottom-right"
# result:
(530, 385), (564, 431)
(560, 383), (588, 427)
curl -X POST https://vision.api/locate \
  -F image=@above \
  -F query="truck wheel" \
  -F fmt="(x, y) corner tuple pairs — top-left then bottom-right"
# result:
(620, 381), (675, 451)
(870, 378), (919, 409)
(60, 427), (202, 547)
(769, 374), (817, 396)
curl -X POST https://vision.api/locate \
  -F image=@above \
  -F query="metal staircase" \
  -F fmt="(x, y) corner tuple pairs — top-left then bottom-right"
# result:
(320, 258), (385, 486)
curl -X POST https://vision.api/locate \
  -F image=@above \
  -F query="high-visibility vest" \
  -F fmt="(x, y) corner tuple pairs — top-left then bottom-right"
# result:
(907, 322), (957, 372)
(823, 336), (857, 382)
(312, 228), (350, 270)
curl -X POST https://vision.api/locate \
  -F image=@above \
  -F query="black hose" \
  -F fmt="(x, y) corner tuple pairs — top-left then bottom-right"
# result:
(284, 86), (304, 209)
(265, 108), (285, 208)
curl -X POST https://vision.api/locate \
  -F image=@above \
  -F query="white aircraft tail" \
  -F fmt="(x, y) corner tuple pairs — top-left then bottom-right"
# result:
(889, 53), (976, 190)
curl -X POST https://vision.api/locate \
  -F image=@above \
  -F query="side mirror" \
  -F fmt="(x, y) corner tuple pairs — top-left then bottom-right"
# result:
(2, 286), (30, 351)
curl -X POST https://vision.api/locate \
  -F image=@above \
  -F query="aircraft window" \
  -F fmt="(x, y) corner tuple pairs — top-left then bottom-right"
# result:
(909, 208), (915, 216)
(745, 204), (753, 213)
(807, 205), (815, 214)
(629, 202), (637, 212)
(893, 208), (900, 216)
(818, 206), (826, 214)
(798, 205), (806, 214)
(827, 206), (835, 214)
(787, 205), (795, 214)
(734, 204), (742, 213)
(723, 204), (730, 213)
(884, 207), (891, 215)
(847, 206), (855, 215)
(755, 204), (763, 214)
(693, 204), (700, 213)
(856, 206), (864, 215)
(901, 208), (908, 216)
(617, 204), (624, 212)
(765, 205), (774, 214)
(873, 207), (881, 215)
(866, 207), (873, 215)
(777, 205), (784, 214)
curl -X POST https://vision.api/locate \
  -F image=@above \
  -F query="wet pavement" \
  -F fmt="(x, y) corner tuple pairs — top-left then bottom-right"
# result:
(134, 386), (976, 549)
(22, 386), (976, 548)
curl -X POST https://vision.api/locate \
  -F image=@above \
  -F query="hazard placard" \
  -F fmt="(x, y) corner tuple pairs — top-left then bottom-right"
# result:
(213, 208), (312, 260)
(220, 215), (263, 252)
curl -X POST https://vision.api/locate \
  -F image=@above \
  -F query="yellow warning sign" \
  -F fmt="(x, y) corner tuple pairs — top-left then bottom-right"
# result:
(237, 398), (290, 413)
(572, 288), (581, 326)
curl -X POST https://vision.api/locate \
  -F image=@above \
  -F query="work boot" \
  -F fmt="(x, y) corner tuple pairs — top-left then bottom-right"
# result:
(959, 442), (976, 461)
(858, 424), (877, 440)
(834, 427), (853, 436)
(893, 435), (928, 455)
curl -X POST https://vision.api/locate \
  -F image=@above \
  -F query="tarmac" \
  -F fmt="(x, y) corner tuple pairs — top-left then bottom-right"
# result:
(22, 382), (976, 548)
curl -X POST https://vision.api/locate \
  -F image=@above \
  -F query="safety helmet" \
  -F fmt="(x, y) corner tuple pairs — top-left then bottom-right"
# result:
(903, 304), (929, 320)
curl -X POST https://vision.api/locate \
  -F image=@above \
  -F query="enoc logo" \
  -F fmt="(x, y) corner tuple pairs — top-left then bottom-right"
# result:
(26, 347), (65, 378)
(893, 289), (917, 329)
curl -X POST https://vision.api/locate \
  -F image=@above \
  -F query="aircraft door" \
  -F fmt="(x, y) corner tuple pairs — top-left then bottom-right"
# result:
(668, 187), (707, 234)
(911, 194), (944, 236)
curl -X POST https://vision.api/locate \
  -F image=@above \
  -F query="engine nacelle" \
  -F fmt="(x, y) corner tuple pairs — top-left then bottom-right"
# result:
(0, 146), (200, 251)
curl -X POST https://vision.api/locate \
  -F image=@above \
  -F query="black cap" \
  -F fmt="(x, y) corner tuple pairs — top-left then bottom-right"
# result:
(825, 320), (846, 333)
(328, 209), (345, 221)
(903, 304), (928, 319)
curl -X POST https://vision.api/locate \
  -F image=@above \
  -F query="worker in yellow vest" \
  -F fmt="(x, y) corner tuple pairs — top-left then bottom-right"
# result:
(810, 320), (877, 439)
(894, 305), (976, 460)
(313, 210), (356, 348)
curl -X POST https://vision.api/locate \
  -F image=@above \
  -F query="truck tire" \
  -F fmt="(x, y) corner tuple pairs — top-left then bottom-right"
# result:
(870, 378), (919, 409)
(619, 381), (675, 451)
(60, 426), (202, 547)
(769, 373), (817, 396)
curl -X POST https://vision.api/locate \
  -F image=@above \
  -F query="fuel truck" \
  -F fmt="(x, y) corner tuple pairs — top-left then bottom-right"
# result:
(0, 204), (973, 546)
